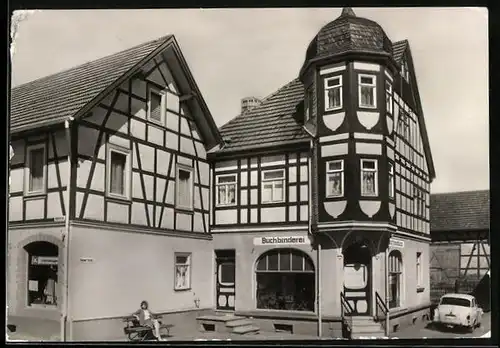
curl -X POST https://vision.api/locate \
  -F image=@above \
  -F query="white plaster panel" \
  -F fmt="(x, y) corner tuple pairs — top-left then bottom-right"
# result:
(147, 125), (164, 147)
(177, 156), (192, 167)
(215, 160), (238, 171)
(240, 189), (248, 206)
(137, 143), (155, 173)
(100, 93), (115, 108)
(193, 212), (204, 233)
(261, 154), (286, 167)
(78, 126), (100, 157)
(46, 192), (63, 219)
(323, 112), (345, 132)
(75, 192), (84, 219)
(321, 143), (348, 157)
(114, 92), (129, 114)
(241, 172), (248, 187)
(240, 209), (248, 224)
(260, 207), (286, 223)
(86, 107), (107, 126)
(25, 197), (45, 220)
(389, 203), (395, 219)
(156, 150), (171, 177)
(165, 131), (179, 151)
(215, 209), (238, 225)
(180, 137), (196, 156)
(106, 201), (129, 223)
(320, 62), (346, 75)
(146, 68), (166, 87)
(387, 117), (393, 135)
(320, 133), (349, 143)
(76, 160), (91, 189)
(48, 130), (69, 158)
(130, 119), (146, 140)
(131, 78), (147, 100)
(355, 142), (382, 155)
(250, 158), (258, 168)
(357, 111), (379, 130)
(165, 180), (175, 205)
(131, 97), (146, 120)
(176, 212), (192, 231)
(166, 90), (180, 113)
(198, 162), (210, 186)
(83, 194), (104, 220)
(143, 174), (154, 201)
(194, 186), (201, 210)
(9, 196), (23, 221)
(250, 189), (258, 205)
(250, 209), (258, 223)
(195, 142), (207, 159)
(289, 206), (297, 222)
(132, 173), (143, 200)
(158, 62), (176, 89)
(166, 112), (179, 133)
(353, 61), (380, 71)
(300, 205), (308, 221)
(180, 117), (191, 137)
(324, 201), (347, 219)
(300, 184), (308, 202)
(131, 202), (147, 225)
(47, 163), (59, 189)
(156, 177), (166, 202)
(288, 153), (297, 164)
(353, 133), (383, 140)
(160, 207), (174, 230)
(289, 186), (297, 203)
(359, 200), (381, 218)
(91, 162), (105, 192)
(387, 147), (395, 160)
(9, 168), (24, 193)
(384, 69), (393, 81)
(250, 171), (258, 186)
(299, 165), (308, 182)
(288, 167), (297, 183)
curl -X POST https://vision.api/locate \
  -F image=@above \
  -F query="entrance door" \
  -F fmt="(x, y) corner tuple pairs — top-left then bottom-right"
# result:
(215, 250), (235, 311)
(343, 242), (372, 316)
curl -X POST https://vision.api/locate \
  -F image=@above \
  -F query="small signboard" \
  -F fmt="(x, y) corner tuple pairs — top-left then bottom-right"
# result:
(389, 238), (405, 249)
(80, 257), (94, 264)
(253, 236), (310, 246)
(31, 256), (58, 266)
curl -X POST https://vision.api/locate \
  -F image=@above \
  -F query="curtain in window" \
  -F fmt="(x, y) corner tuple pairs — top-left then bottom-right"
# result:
(328, 88), (341, 109)
(218, 185), (226, 205)
(227, 185), (235, 204)
(328, 173), (342, 196)
(362, 171), (375, 195)
(262, 183), (273, 202)
(29, 148), (44, 191)
(110, 152), (126, 195)
(361, 86), (374, 106)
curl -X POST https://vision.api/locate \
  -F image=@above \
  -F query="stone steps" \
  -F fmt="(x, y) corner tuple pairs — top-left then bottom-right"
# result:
(197, 314), (260, 335)
(347, 316), (385, 339)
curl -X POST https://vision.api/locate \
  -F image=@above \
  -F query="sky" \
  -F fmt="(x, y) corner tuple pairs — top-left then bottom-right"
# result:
(10, 8), (489, 194)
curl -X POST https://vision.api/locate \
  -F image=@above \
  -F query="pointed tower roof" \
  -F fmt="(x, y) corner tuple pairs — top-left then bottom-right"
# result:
(340, 7), (356, 17)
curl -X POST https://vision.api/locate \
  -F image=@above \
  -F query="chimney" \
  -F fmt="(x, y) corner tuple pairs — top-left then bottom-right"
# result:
(241, 97), (261, 114)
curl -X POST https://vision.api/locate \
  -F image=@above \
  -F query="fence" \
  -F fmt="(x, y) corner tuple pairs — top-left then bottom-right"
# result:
(430, 278), (481, 304)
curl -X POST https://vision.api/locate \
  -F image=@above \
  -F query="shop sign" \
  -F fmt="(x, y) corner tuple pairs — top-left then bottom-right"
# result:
(31, 256), (58, 266)
(80, 257), (94, 264)
(389, 238), (404, 249)
(253, 235), (310, 246)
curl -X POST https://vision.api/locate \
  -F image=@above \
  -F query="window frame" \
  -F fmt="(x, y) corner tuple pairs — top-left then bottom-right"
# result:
(174, 252), (192, 291)
(261, 169), (286, 204)
(388, 162), (395, 199)
(385, 80), (393, 114)
(358, 74), (377, 109)
(324, 75), (343, 111)
(389, 250), (403, 309)
(106, 143), (132, 201)
(24, 143), (48, 196)
(416, 251), (423, 290)
(175, 163), (194, 211)
(360, 159), (378, 197)
(147, 87), (166, 125)
(304, 86), (313, 121)
(326, 160), (344, 198)
(216, 174), (238, 207)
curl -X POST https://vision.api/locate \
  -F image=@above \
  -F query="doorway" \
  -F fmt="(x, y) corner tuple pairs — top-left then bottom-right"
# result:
(215, 250), (235, 311)
(343, 241), (372, 316)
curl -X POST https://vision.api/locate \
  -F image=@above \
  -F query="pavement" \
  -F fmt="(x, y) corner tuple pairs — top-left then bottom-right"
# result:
(6, 312), (491, 342)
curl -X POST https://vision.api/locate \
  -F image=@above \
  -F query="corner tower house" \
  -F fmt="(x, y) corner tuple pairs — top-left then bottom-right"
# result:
(210, 8), (436, 337)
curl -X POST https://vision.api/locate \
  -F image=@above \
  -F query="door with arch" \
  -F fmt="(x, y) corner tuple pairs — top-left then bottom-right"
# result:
(215, 250), (236, 311)
(343, 241), (372, 316)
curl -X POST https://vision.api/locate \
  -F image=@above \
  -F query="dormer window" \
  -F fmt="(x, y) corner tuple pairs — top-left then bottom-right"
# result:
(401, 59), (409, 82)
(358, 74), (376, 108)
(325, 76), (342, 111)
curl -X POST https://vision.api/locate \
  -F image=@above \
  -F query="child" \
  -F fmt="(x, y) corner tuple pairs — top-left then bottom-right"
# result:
(133, 300), (165, 341)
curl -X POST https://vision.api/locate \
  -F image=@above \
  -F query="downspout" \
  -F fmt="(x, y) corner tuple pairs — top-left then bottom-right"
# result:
(61, 118), (73, 341)
(385, 235), (390, 337)
(309, 139), (322, 337)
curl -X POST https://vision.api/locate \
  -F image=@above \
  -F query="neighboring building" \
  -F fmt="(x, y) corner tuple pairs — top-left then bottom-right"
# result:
(429, 190), (490, 303)
(8, 35), (222, 340)
(209, 8), (436, 337)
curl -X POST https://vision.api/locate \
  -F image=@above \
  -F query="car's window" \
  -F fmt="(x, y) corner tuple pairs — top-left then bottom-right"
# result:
(440, 297), (471, 307)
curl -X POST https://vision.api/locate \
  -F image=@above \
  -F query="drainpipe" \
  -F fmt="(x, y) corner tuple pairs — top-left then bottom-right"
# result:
(61, 118), (73, 341)
(385, 236), (390, 337)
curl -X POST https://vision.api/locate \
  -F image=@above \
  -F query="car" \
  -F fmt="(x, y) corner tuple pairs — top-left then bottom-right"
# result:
(433, 293), (483, 332)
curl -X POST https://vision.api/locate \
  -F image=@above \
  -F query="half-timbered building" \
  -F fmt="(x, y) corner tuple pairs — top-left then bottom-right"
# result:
(208, 8), (436, 337)
(8, 35), (222, 340)
(429, 190), (490, 307)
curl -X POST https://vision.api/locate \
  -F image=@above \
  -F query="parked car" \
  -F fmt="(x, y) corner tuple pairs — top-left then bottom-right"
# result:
(433, 293), (483, 332)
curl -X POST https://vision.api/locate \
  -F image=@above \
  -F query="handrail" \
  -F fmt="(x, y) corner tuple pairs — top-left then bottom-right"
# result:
(340, 292), (354, 316)
(375, 291), (389, 321)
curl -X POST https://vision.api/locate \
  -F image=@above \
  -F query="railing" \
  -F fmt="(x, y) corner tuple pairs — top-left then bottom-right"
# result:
(340, 292), (354, 335)
(375, 291), (389, 322)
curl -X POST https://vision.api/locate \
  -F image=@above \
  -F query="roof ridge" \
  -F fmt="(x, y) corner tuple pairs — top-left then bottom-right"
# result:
(12, 34), (173, 91)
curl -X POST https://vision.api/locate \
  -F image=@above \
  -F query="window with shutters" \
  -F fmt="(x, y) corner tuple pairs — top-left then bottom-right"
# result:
(25, 143), (47, 196)
(148, 88), (165, 124)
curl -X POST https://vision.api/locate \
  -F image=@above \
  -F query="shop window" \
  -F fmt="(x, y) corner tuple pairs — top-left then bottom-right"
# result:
(25, 241), (59, 307)
(255, 249), (315, 312)
(174, 253), (191, 290)
(326, 160), (344, 197)
(361, 159), (378, 197)
(389, 250), (403, 309)
(216, 174), (237, 206)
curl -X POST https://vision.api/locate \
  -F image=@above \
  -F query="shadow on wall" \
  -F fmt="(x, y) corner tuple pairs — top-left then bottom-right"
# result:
(471, 273), (490, 312)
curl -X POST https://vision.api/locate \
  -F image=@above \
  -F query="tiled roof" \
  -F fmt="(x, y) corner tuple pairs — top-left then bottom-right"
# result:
(430, 190), (490, 232)
(392, 39), (408, 63)
(218, 79), (309, 153)
(10, 35), (173, 133)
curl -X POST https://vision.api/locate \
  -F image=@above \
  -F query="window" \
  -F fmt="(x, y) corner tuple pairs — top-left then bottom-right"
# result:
(261, 170), (285, 203)
(358, 74), (376, 108)
(304, 86), (313, 121)
(440, 297), (471, 308)
(25, 241), (59, 308)
(325, 76), (342, 110)
(106, 145), (131, 200)
(385, 80), (393, 114)
(389, 162), (394, 199)
(148, 88), (165, 124)
(176, 164), (194, 210)
(389, 250), (402, 309)
(416, 252), (423, 288)
(398, 110), (410, 142)
(361, 159), (378, 197)
(326, 160), (344, 197)
(256, 249), (315, 312)
(25, 144), (46, 195)
(174, 253), (191, 290)
(401, 59), (409, 82)
(413, 188), (425, 217)
(216, 174), (237, 206)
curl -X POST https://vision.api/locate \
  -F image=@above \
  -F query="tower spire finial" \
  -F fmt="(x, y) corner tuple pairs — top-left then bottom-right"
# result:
(340, 7), (356, 17)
